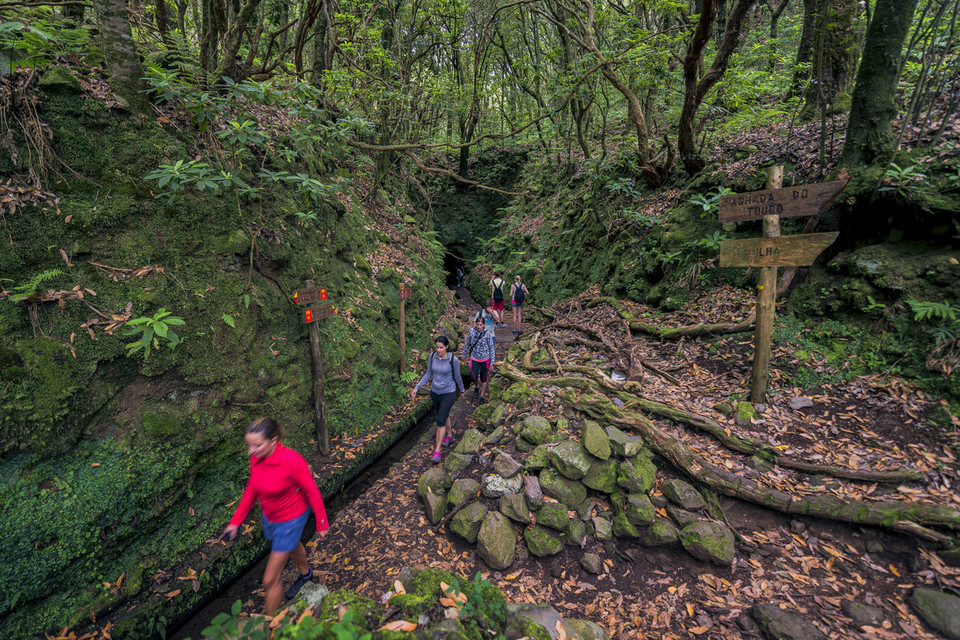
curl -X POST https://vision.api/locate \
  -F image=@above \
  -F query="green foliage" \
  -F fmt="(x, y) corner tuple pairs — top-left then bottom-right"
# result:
(123, 308), (185, 360)
(0, 19), (89, 70)
(202, 601), (268, 640)
(144, 161), (250, 203)
(688, 187), (734, 218)
(879, 163), (927, 196)
(906, 299), (960, 346)
(5, 269), (65, 303)
(395, 371), (417, 397)
(444, 572), (506, 636)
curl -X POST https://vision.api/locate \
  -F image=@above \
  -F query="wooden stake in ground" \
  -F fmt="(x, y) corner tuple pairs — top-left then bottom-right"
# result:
(718, 174), (846, 402)
(399, 287), (411, 375)
(298, 280), (331, 455)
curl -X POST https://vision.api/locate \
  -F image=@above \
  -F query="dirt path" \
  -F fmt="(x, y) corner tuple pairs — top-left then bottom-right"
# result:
(232, 289), (960, 640)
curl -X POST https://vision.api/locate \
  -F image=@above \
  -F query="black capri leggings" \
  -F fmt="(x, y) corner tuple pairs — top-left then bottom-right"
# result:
(430, 391), (457, 426)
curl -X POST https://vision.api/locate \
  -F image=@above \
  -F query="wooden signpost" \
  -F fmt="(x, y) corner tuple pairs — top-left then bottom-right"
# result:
(719, 168), (845, 402)
(298, 280), (332, 455)
(399, 288), (412, 374)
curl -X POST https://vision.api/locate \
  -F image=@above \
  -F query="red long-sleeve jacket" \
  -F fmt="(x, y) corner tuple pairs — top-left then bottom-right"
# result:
(229, 443), (329, 532)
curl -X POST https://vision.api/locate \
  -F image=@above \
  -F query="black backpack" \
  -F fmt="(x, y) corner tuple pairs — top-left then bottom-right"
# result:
(513, 282), (526, 304)
(492, 279), (504, 302)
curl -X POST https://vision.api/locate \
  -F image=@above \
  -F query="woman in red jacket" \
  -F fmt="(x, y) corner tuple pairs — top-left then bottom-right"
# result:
(221, 417), (329, 614)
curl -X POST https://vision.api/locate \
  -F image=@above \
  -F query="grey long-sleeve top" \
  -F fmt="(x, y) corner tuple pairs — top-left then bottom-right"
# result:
(414, 352), (465, 395)
(462, 327), (495, 362)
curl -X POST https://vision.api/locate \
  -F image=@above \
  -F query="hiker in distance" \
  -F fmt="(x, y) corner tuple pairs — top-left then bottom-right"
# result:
(411, 335), (465, 463)
(489, 271), (508, 327)
(463, 312), (495, 404)
(222, 417), (329, 614)
(510, 276), (529, 334)
(456, 266), (463, 287)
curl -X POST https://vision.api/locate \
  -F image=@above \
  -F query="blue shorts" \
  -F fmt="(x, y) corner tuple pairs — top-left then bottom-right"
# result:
(262, 510), (309, 553)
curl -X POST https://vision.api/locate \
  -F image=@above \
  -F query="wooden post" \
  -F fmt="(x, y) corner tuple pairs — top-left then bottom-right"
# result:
(399, 295), (407, 375)
(750, 165), (783, 403)
(305, 279), (329, 455)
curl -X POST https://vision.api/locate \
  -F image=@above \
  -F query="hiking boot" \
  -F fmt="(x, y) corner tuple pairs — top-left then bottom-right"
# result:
(472, 389), (479, 401)
(431, 451), (442, 463)
(285, 567), (313, 600)
(478, 397), (486, 405)
(442, 436), (453, 447)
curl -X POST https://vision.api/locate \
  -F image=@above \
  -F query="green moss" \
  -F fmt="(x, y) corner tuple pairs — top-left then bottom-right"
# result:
(318, 589), (380, 629)
(387, 592), (433, 617)
(410, 567), (458, 598)
(507, 615), (553, 640)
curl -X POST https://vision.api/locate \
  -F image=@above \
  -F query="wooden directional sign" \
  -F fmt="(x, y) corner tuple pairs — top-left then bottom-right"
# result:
(294, 288), (320, 305)
(400, 288), (412, 300)
(313, 302), (336, 320)
(303, 307), (316, 323)
(719, 180), (847, 223)
(719, 232), (840, 267)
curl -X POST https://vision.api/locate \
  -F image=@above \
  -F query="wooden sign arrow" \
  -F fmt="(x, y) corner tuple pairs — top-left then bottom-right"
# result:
(719, 232), (839, 267)
(312, 302), (336, 320)
(294, 288), (320, 305)
(719, 180), (846, 223)
(400, 288), (412, 300)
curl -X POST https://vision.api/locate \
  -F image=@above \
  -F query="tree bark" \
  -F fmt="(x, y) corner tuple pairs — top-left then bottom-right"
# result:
(841, 0), (920, 166)
(91, 0), (152, 114)
(800, 0), (859, 120)
(790, 0), (819, 96)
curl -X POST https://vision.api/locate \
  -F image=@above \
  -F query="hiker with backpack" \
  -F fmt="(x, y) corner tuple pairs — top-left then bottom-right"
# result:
(489, 271), (508, 327)
(510, 276), (529, 334)
(410, 336), (465, 463)
(463, 313), (496, 404)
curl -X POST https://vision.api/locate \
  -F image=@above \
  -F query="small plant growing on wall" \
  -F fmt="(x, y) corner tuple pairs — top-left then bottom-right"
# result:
(123, 308), (185, 360)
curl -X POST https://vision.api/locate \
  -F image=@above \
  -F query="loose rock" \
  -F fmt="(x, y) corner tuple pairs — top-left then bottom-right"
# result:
(476, 511), (516, 570)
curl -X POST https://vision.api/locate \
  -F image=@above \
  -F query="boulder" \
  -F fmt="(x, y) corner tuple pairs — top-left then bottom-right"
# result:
(39, 67), (82, 94)
(605, 426), (643, 457)
(642, 519), (680, 546)
(749, 603), (827, 640)
(666, 505), (700, 527)
(523, 475), (543, 510)
(450, 501), (488, 543)
(908, 588), (960, 640)
(549, 440), (592, 480)
(417, 467), (450, 497)
(521, 416), (552, 444)
(617, 457), (656, 494)
(454, 428), (485, 454)
(444, 452), (474, 474)
(423, 488), (447, 524)
(612, 513), (639, 538)
(582, 458), (618, 494)
(565, 518), (587, 546)
(499, 493), (531, 524)
(491, 403), (509, 427)
(538, 502), (570, 531)
(482, 473), (523, 498)
(484, 425), (506, 445)
(592, 516), (613, 541)
(679, 521), (735, 565)
(524, 526), (562, 557)
(525, 444), (550, 471)
(564, 619), (610, 640)
(446, 478), (480, 510)
(661, 479), (706, 510)
(505, 604), (562, 639)
(840, 601), (885, 627)
(624, 493), (656, 526)
(493, 452), (524, 478)
(580, 553), (602, 575)
(581, 420), (611, 460)
(477, 511), (517, 570)
(539, 469), (587, 508)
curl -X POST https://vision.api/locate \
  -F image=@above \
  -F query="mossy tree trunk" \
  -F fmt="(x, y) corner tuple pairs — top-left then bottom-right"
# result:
(91, 0), (152, 114)
(799, 0), (859, 120)
(841, 0), (920, 166)
(789, 0), (819, 97)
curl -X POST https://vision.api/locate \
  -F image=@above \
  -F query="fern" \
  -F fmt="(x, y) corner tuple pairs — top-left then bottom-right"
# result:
(906, 299), (959, 323)
(7, 269), (65, 303)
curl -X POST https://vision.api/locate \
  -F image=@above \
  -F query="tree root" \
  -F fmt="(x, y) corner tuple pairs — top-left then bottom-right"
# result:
(586, 296), (755, 339)
(563, 389), (959, 543)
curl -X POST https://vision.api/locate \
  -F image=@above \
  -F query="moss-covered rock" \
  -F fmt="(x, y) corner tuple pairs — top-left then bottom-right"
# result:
(538, 469), (586, 508)
(679, 521), (736, 565)
(523, 526), (562, 557)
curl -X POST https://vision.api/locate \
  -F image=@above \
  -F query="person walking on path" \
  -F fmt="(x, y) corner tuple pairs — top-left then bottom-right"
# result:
(456, 267), (464, 288)
(489, 271), (508, 327)
(222, 417), (330, 614)
(462, 314), (495, 404)
(510, 276), (529, 334)
(411, 336), (465, 463)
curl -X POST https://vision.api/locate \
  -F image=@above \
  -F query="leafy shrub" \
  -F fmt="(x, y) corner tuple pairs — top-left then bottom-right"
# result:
(123, 308), (185, 360)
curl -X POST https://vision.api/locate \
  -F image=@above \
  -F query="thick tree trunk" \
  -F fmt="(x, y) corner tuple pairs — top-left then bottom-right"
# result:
(800, 0), (859, 120)
(91, 0), (152, 114)
(841, 0), (920, 166)
(790, 0), (819, 96)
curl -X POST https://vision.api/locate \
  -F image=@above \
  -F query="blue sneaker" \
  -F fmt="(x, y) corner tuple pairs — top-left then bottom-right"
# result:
(285, 567), (313, 600)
